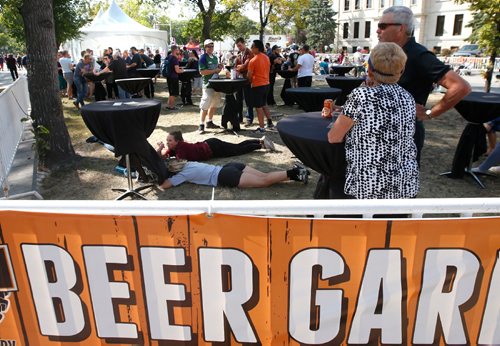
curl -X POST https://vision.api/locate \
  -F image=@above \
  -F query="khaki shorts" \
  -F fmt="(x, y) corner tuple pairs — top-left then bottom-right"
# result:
(199, 86), (221, 111)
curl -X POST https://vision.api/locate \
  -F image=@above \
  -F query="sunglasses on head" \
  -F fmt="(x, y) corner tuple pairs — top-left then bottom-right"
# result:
(378, 23), (402, 30)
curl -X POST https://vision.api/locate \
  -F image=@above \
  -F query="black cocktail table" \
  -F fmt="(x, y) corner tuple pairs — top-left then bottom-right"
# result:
(115, 77), (152, 97)
(277, 69), (298, 106)
(329, 65), (354, 76)
(84, 72), (112, 101)
(84, 72), (112, 82)
(208, 78), (250, 132)
(179, 69), (198, 105)
(178, 69), (198, 81)
(277, 112), (346, 198)
(325, 76), (365, 105)
(81, 99), (167, 199)
(442, 91), (500, 188)
(285, 87), (342, 112)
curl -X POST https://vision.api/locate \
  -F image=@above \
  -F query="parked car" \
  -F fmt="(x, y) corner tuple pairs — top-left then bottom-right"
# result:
(452, 44), (483, 57)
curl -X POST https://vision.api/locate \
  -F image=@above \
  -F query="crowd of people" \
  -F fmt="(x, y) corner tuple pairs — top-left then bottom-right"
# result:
(25, 4), (492, 199)
(1, 53), (28, 81)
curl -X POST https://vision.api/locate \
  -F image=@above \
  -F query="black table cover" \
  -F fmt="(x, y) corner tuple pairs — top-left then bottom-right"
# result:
(277, 70), (298, 106)
(329, 65), (354, 76)
(325, 76), (365, 105)
(136, 68), (160, 79)
(84, 72), (112, 82)
(179, 61), (188, 67)
(209, 79), (250, 131)
(285, 87), (342, 112)
(115, 77), (151, 95)
(454, 91), (500, 123)
(277, 113), (347, 198)
(81, 99), (167, 183)
(178, 69), (198, 82)
(225, 65), (233, 71)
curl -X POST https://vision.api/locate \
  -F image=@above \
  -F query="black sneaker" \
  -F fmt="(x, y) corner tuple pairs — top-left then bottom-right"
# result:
(197, 124), (205, 134)
(293, 163), (310, 184)
(206, 121), (220, 129)
(265, 120), (274, 129)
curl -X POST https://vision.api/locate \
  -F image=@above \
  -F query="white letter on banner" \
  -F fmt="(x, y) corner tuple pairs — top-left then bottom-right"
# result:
(140, 247), (191, 341)
(198, 248), (257, 343)
(83, 246), (137, 339)
(479, 251), (500, 344)
(289, 248), (344, 344)
(21, 244), (85, 336)
(413, 249), (480, 344)
(348, 249), (402, 344)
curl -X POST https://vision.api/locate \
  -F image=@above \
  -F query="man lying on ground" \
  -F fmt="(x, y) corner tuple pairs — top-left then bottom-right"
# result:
(156, 130), (276, 161)
(159, 159), (309, 189)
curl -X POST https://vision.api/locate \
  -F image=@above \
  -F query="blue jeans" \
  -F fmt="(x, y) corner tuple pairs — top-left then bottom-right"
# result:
(74, 76), (88, 106)
(117, 85), (130, 99)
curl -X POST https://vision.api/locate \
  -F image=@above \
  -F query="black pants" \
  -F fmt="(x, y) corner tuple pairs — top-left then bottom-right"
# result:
(9, 67), (18, 81)
(298, 76), (312, 87)
(106, 82), (119, 99)
(236, 83), (253, 123)
(180, 80), (192, 104)
(414, 120), (425, 165)
(267, 72), (277, 105)
(205, 138), (261, 158)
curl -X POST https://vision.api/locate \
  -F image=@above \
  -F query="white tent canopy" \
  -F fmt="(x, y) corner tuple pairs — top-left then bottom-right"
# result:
(63, 0), (168, 60)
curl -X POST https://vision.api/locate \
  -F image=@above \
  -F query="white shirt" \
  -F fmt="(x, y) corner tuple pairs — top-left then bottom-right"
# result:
(353, 51), (364, 65)
(59, 57), (73, 73)
(297, 53), (315, 78)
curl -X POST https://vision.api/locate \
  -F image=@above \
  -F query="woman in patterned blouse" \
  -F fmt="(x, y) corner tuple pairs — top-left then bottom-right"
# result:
(328, 42), (419, 199)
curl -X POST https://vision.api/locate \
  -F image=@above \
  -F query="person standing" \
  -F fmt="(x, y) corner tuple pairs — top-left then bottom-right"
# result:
(166, 45), (184, 109)
(73, 54), (91, 109)
(189, 50), (202, 95)
(6, 54), (18, 81)
(377, 5), (471, 164)
(247, 39), (274, 133)
(153, 49), (162, 68)
(59, 50), (74, 100)
(287, 45), (300, 87)
(0, 55), (4, 71)
(122, 50), (132, 64)
(291, 44), (315, 87)
(126, 46), (142, 76)
(267, 45), (285, 105)
(96, 52), (129, 99)
(198, 39), (223, 134)
(235, 37), (255, 126)
(352, 47), (365, 77)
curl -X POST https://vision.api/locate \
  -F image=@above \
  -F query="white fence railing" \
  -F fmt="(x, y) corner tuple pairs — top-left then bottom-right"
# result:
(0, 76), (31, 196)
(0, 198), (499, 219)
(438, 56), (500, 71)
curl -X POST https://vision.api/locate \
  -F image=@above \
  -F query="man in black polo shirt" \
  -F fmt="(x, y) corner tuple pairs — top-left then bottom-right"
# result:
(96, 53), (129, 98)
(126, 46), (142, 76)
(377, 6), (471, 164)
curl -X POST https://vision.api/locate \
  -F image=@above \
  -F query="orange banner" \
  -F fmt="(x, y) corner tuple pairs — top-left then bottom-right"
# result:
(0, 211), (500, 345)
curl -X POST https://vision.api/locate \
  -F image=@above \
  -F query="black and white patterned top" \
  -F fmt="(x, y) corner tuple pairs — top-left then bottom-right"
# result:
(343, 83), (419, 199)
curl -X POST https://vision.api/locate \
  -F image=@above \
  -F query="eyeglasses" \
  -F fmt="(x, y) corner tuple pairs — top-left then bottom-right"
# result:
(378, 23), (402, 30)
(206, 45), (214, 48)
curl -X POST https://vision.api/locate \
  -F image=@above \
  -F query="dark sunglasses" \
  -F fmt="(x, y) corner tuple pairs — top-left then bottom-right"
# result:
(378, 23), (402, 30)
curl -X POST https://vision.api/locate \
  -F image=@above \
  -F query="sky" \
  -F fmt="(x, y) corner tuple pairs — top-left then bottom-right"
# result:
(165, 2), (260, 22)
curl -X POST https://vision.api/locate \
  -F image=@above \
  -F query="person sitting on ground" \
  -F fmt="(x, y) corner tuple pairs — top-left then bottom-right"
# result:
(156, 130), (276, 161)
(484, 116), (499, 155)
(159, 159), (309, 189)
(472, 142), (500, 175)
(328, 42), (419, 199)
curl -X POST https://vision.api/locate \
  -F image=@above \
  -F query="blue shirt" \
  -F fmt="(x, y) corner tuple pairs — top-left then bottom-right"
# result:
(169, 162), (222, 187)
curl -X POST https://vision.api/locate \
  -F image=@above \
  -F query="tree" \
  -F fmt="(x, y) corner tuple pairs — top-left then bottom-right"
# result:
(226, 12), (257, 42)
(455, 0), (499, 92)
(303, 0), (337, 51)
(182, 10), (234, 42)
(21, 0), (75, 164)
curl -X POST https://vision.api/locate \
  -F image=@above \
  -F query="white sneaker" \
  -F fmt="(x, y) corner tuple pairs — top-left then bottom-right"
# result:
(261, 136), (276, 151)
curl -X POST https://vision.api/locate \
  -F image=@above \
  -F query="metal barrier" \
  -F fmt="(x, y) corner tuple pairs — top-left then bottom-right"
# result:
(438, 57), (500, 71)
(0, 198), (499, 218)
(0, 76), (34, 198)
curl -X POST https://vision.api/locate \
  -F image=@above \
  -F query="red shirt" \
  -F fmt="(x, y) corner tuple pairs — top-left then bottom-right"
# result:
(168, 141), (212, 161)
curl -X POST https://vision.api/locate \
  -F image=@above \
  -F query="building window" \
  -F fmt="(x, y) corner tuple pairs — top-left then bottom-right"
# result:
(355, 0), (360, 9)
(343, 22), (349, 39)
(344, 0), (350, 11)
(433, 46), (442, 54)
(411, 0), (417, 5)
(393, 0), (403, 5)
(365, 21), (371, 38)
(366, 0), (372, 8)
(380, 0), (385, 8)
(363, 46), (370, 52)
(453, 14), (464, 35)
(435, 15), (445, 36)
(352, 46), (358, 53)
(354, 22), (360, 38)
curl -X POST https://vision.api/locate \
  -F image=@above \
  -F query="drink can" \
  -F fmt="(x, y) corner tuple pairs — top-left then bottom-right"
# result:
(322, 99), (334, 118)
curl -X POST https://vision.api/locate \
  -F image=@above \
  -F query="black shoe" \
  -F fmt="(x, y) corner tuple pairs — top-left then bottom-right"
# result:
(206, 121), (220, 129)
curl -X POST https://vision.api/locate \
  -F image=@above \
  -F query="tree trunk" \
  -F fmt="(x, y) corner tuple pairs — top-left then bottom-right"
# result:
(20, 0), (74, 166)
(201, 13), (211, 42)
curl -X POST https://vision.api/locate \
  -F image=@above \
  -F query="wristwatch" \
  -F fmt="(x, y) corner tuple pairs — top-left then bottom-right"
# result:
(425, 109), (433, 119)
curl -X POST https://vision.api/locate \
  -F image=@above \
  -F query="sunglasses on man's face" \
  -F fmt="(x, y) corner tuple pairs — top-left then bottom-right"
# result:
(206, 45), (214, 48)
(378, 23), (402, 30)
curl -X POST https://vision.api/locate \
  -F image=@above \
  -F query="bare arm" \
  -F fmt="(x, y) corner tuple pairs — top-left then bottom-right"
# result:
(174, 65), (183, 73)
(290, 63), (302, 72)
(417, 70), (471, 121)
(159, 179), (173, 190)
(96, 66), (110, 75)
(328, 114), (354, 143)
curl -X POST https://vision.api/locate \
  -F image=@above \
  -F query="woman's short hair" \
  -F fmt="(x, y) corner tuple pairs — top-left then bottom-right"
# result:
(167, 158), (187, 173)
(252, 40), (265, 52)
(169, 131), (184, 142)
(369, 42), (407, 84)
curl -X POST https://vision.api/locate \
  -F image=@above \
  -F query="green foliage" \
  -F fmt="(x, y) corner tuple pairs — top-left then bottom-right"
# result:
(302, 0), (337, 50)
(0, 24), (25, 53)
(0, 0), (90, 47)
(182, 10), (234, 41)
(226, 12), (257, 41)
